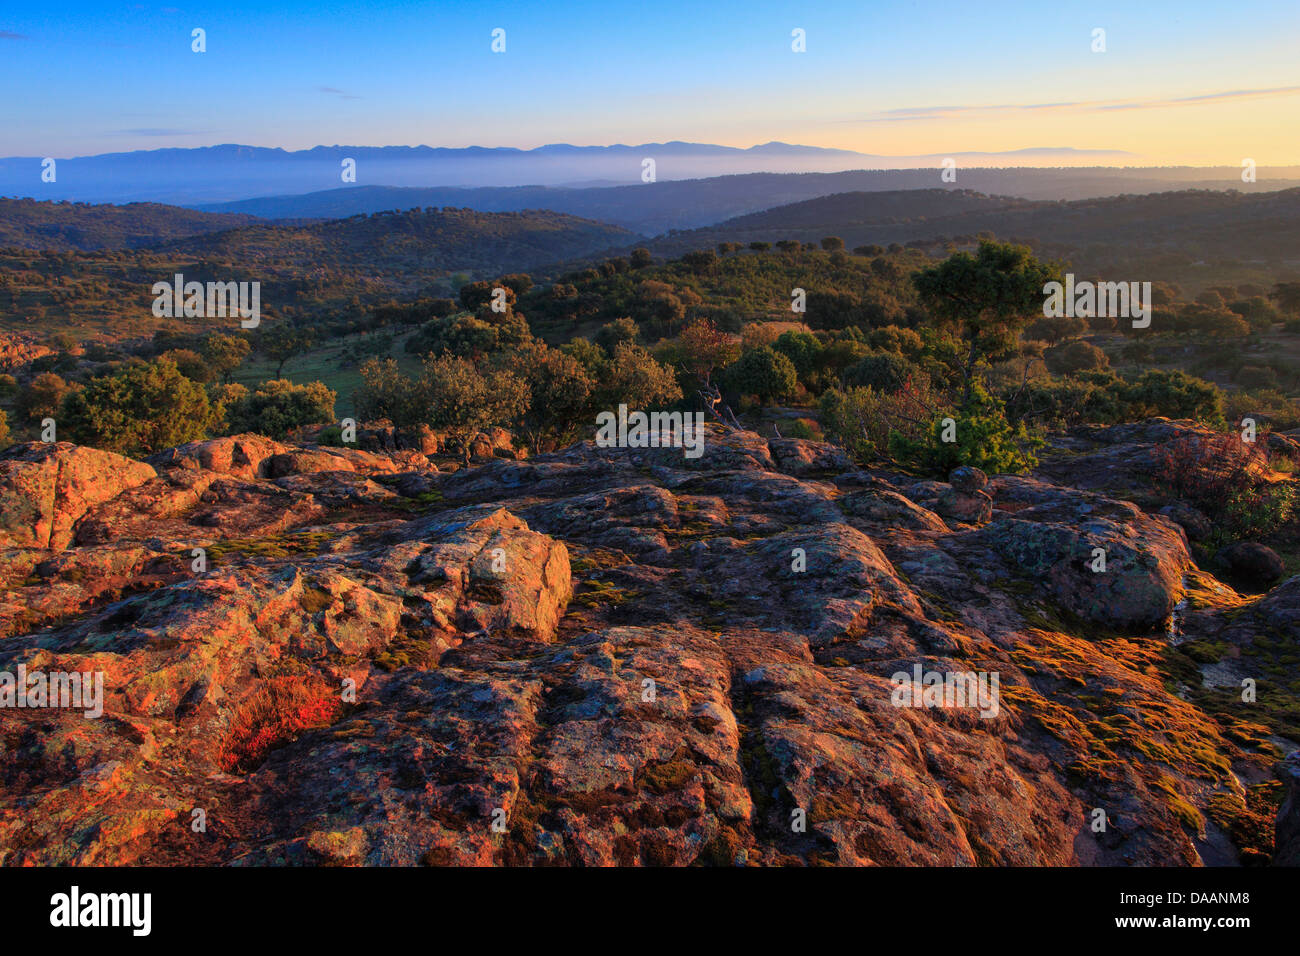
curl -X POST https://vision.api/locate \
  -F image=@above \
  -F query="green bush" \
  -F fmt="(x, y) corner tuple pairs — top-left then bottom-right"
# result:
(889, 383), (1041, 476)
(723, 346), (797, 405)
(841, 350), (918, 393)
(1044, 339), (1109, 375)
(60, 358), (219, 456)
(223, 379), (337, 439)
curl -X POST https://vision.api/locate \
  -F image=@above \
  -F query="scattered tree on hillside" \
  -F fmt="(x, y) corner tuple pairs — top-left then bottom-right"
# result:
(911, 240), (1059, 405)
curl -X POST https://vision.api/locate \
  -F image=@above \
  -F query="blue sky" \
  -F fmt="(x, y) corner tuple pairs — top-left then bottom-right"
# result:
(2, 0), (1298, 162)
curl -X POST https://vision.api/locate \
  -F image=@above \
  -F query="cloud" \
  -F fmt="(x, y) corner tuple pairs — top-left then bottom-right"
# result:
(318, 86), (361, 100)
(0, 31), (29, 40)
(848, 85), (1300, 123)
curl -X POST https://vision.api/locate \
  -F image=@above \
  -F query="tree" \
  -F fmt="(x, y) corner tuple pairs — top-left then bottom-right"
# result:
(1270, 281), (1300, 316)
(890, 382), (1042, 477)
(912, 240), (1059, 404)
(1025, 313), (1087, 345)
(723, 346), (797, 405)
(60, 358), (219, 456)
(595, 317), (639, 355)
(772, 331), (823, 382)
(421, 354), (530, 464)
(356, 358), (427, 427)
(630, 248), (653, 269)
(592, 342), (682, 412)
(1044, 339), (1109, 375)
(160, 348), (216, 384)
(16, 372), (72, 424)
(842, 351), (918, 393)
(820, 236), (844, 251)
(260, 325), (314, 378)
(203, 334), (251, 383)
(502, 343), (595, 451)
(0, 409), (9, 448)
(223, 379), (337, 439)
(672, 318), (740, 386)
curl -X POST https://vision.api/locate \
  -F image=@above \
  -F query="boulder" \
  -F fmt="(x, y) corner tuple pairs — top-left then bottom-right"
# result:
(948, 465), (988, 494)
(0, 442), (156, 550)
(1215, 542), (1286, 591)
(149, 434), (289, 480)
(936, 488), (993, 525)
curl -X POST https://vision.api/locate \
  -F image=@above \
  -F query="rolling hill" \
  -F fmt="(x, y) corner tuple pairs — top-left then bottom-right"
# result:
(195, 168), (1300, 237)
(0, 197), (262, 251)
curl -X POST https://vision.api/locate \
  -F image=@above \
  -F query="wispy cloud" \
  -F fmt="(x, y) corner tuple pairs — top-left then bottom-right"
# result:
(0, 31), (29, 40)
(850, 85), (1300, 124)
(318, 86), (361, 100)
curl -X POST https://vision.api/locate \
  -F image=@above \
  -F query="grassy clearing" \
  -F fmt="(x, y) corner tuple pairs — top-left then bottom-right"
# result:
(229, 328), (424, 418)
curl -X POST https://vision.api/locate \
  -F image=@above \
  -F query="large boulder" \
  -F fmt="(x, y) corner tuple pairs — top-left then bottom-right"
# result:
(149, 434), (289, 480)
(0, 442), (156, 550)
(979, 481), (1191, 629)
(1214, 542), (1285, 591)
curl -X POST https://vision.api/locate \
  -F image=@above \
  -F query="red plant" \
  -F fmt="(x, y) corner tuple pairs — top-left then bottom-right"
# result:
(1151, 432), (1267, 507)
(218, 675), (343, 773)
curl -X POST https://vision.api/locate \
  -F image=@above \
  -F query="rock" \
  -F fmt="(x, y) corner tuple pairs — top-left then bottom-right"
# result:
(266, 450), (356, 478)
(0, 425), (1284, 867)
(978, 483), (1190, 629)
(1275, 752), (1300, 867)
(935, 488), (993, 525)
(948, 465), (988, 494)
(0, 332), (54, 370)
(768, 438), (853, 476)
(1215, 542), (1285, 591)
(0, 442), (156, 550)
(1158, 500), (1212, 542)
(149, 434), (289, 480)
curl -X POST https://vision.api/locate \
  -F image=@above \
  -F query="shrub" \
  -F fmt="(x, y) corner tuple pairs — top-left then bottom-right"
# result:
(1235, 365), (1279, 391)
(772, 331), (823, 381)
(723, 346), (797, 405)
(60, 358), (219, 455)
(1121, 370), (1224, 425)
(16, 372), (72, 424)
(1044, 339), (1109, 375)
(841, 350), (918, 393)
(595, 317), (639, 355)
(1152, 431), (1291, 541)
(223, 379), (337, 439)
(889, 383), (1041, 476)
(593, 342), (683, 412)
(818, 378), (936, 462)
(160, 348), (216, 383)
(356, 358), (427, 427)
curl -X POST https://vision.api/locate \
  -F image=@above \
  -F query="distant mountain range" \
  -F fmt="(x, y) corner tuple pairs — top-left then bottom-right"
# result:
(0, 142), (1140, 206)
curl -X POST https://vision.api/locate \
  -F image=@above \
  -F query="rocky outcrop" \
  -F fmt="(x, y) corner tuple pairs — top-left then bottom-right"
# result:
(0, 442), (156, 549)
(979, 481), (1191, 629)
(0, 419), (1293, 867)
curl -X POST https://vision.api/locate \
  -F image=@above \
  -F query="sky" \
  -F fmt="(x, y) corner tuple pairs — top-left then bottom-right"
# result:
(2, 0), (1298, 164)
